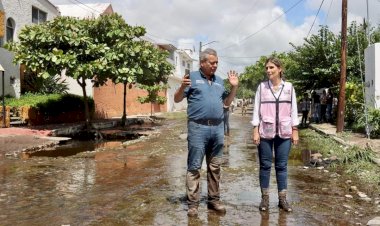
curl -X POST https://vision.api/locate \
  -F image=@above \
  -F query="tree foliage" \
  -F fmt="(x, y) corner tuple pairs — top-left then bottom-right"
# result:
(238, 22), (380, 131)
(6, 13), (172, 128)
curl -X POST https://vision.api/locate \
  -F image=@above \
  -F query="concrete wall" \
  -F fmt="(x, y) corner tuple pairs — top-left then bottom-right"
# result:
(364, 43), (380, 108)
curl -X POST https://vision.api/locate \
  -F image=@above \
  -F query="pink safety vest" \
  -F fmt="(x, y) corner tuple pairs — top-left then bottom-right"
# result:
(259, 81), (293, 139)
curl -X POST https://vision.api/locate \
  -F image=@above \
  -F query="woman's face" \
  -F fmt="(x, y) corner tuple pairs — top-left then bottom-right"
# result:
(265, 61), (282, 81)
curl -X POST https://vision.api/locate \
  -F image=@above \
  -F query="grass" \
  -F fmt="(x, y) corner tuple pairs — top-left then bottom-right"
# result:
(160, 111), (187, 120)
(300, 129), (380, 190)
(5, 93), (63, 107)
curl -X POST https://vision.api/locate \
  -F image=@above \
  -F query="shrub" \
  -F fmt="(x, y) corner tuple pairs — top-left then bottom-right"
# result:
(5, 93), (94, 124)
(354, 107), (380, 138)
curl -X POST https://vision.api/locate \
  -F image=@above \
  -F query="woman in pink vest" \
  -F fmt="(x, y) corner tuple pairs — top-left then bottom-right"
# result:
(251, 57), (299, 212)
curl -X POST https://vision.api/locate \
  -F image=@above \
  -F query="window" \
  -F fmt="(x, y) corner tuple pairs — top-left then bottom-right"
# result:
(32, 7), (47, 24)
(6, 18), (15, 42)
(187, 63), (190, 69)
(182, 60), (185, 67)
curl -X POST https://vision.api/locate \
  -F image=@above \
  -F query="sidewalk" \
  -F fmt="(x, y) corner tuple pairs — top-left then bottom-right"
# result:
(309, 122), (380, 165)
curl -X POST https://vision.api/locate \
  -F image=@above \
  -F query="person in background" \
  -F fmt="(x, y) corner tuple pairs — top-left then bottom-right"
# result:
(174, 48), (239, 217)
(312, 91), (320, 123)
(251, 56), (299, 212)
(320, 90), (327, 123)
(241, 99), (248, 116)
(300, 93), (311, 127)
(223, 104), (230, 136)
(326, 89), (334, 123)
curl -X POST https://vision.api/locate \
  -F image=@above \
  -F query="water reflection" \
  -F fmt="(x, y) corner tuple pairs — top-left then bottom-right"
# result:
(260, 211), (288, 226)
(21, 140), (123, 159)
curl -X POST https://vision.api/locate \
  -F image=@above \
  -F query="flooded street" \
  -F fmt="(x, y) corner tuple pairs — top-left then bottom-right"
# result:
(0, 112), (379, 226)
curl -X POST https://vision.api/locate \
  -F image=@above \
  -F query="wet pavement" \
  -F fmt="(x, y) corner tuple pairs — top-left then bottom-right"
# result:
(0, 112), (380, 225)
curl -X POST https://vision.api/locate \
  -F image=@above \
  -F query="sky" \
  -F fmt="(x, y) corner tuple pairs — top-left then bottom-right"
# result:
(49, 0), (380, 77)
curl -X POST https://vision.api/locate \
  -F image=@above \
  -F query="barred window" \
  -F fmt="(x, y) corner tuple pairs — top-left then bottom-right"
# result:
(32, 7), (47, 24)
(6, 18), (15, 42)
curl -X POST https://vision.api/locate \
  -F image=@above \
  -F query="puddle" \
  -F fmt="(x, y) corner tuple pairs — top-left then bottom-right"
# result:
(21, 140), (124, 158)
(0, 114), (379, 226)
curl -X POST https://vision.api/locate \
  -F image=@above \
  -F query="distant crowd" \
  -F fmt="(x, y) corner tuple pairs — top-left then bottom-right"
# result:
(299, 89), (337, 127)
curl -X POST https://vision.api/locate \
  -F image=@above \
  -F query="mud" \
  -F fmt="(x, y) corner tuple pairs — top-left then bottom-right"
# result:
(0, 113), (379, 225)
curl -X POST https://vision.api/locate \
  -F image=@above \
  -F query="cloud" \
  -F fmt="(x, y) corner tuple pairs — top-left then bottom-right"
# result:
(49, 0), (380, 76)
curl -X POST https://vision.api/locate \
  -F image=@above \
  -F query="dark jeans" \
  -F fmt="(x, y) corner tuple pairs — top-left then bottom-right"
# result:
(326, 104), (333, 122)
(223, 110), (230, 135)
(301, 110), (309, 125)
(258, 136), (291, 191)
(320, 104), (327, 122)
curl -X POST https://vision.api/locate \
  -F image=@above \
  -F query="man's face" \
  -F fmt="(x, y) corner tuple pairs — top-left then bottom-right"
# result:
(200, 54), (218, 76)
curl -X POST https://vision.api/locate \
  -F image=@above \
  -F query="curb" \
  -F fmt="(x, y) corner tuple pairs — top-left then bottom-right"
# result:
(309, 124), (380, 167)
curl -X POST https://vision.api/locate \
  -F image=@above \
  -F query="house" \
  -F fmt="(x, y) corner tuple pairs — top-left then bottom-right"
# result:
(0, 0), (60, 98)
(165, 46), (195, 112)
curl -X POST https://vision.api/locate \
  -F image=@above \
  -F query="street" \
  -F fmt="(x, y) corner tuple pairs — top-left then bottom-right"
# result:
(0, 110), (379, 226)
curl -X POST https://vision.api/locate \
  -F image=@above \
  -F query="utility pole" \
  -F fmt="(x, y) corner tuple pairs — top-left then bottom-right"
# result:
(198, 41), (218, 65)
(336, 0), (348, 133)
(199, 41), (202, 65)
(366, 0), (370, 44)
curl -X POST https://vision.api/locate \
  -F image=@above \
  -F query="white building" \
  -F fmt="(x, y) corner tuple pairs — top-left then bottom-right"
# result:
(159, 44), (195, 112)
(364, 43), (380, 109)
(0, 0), (59, 98)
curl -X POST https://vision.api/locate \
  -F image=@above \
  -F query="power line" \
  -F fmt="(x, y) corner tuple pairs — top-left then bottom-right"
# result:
(220, 0), (306, 51)
(224, 0), (260, 40)
(66, 0), (103, 14)
(306, 0), (326, 39)
(219, 55), (261, 59)
(323, 0), (335, 25)
(145, 33), (176, 44)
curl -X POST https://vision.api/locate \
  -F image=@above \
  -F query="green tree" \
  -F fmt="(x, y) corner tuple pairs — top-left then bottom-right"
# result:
(288, 26), (341, 91)
(6, 14), (170, 128)
(136, 45), (174, 116)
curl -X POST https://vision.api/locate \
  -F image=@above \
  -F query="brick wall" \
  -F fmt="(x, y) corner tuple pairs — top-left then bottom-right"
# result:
(93, 80), (167, 119)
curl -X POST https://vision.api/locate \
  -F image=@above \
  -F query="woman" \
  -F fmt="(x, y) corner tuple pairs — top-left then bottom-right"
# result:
(251, 57), (299, 212)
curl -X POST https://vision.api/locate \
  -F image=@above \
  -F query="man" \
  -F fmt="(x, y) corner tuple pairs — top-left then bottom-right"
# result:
(174, 48), (238, 217)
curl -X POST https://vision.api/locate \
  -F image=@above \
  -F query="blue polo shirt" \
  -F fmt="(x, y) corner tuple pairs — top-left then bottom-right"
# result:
(184, 70), (228, 121)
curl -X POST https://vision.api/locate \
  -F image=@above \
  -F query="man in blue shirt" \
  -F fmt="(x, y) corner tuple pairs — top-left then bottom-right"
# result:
(174, 48), (238, 217)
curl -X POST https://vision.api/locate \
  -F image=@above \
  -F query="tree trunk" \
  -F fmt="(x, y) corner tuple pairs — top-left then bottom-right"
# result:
(121, 82), (127, 127)
(79, 77), (91, 130)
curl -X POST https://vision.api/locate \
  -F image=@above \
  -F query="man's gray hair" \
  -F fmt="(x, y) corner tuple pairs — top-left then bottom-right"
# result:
(200, 48), (217, 62)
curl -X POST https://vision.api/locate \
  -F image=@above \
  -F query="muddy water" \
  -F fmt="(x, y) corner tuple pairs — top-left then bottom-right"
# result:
(0, 113), (379, 225)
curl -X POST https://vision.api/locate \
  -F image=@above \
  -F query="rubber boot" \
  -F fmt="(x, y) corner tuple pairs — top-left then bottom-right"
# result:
(259, 188), (269, 211)
(278, 190), (292, 212)
(186, 170), (200, 217)
(206, 156), (226, 214)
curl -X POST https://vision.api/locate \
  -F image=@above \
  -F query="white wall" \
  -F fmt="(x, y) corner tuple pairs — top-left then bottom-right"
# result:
(167, 76), (187, 112)
(364, 43), (380, 108)
(60, 69), (93, 97)
(166, 49), (195, 112)
(0, 48), (20, 97)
